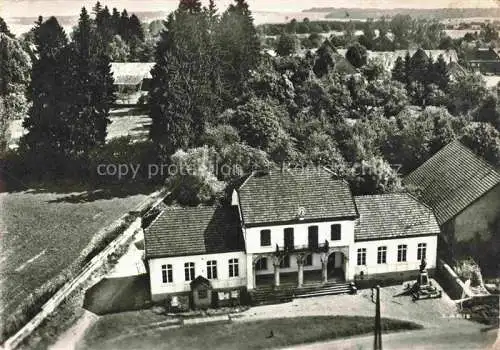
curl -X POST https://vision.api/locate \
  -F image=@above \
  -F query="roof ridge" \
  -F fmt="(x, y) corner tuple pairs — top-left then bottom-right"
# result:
(238, 171), (256, 191)
(405, 140), (460, 181)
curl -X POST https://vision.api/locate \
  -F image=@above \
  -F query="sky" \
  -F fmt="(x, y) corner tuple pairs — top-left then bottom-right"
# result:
(1, 0), (499, 18)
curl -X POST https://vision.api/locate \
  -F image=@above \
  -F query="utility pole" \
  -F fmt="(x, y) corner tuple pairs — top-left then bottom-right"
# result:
(374, 285), (382, 350)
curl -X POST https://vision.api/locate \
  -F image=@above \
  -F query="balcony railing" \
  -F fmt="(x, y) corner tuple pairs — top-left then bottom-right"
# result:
(277, 242), (329, 254)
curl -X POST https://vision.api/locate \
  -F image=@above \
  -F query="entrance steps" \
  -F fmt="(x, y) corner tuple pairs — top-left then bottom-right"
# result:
(249, 285), (294, 305)
(250, 281), (353, 305)
(294, 281), (352, 299)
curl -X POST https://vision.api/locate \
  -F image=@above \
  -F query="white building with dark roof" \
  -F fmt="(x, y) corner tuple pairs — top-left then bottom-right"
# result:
(145, 167), (440, 304)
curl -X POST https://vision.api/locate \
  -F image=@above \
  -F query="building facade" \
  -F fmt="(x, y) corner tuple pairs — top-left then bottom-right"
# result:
(145, 168), (440, 303)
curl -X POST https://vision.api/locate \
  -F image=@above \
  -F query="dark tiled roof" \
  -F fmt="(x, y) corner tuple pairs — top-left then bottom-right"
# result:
(237, 168), (358, 226)
(354, 193), (440, 241)
(144, 206), (244, 259)
(465, 48), (500, 62)
(404, 141), (500, 225)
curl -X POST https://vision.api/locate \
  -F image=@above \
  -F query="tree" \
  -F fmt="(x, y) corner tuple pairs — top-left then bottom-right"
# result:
(166, 147), (226, 205)
(391, 56), (406, 83)
(424, 107), (457, 154)
(0, 17), (14, 38)
(149, 1), (216, 156)
(128, 14), (144, 41)
(359, 18), (376, 50)
(429, 54), (449, 90)
(276, 33), (297, 56)
(65, 7), (116, 154)
(106, 34), (130, 61)
(307, 32), (322, 48)
(111, 7), (121, 33)
(348, 156), (402, 196)
(346, 42), (368, 68)
(301, 130), (348, 172)
(268, 129), (298, 169)
(0, 33), (31, 96)
(461, 123), (500, 166)
(475, 94), (500, 130)
(215, 0), (261, 107)
(313, 39), (336, 77)
(22, 16), (68, 162)
(343, 20), (356, 44)
(23, 9), (115, 164)
(480, 23), (499, 43)
(390, 14), (413, 48)
(362, 58), (386, 81)
(0, 34), (30, 150)
(119, 9), (130, 41)
(448, 73), (487, 116)
(439, 35), (454, 50)
(95, 5), (113, 50)
(408, 48), (429, 85)
(230, 97), (286, 151)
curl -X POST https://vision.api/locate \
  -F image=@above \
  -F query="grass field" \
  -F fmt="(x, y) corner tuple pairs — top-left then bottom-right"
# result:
(79, 315), (422, 350)
(0, 187), (152, 324)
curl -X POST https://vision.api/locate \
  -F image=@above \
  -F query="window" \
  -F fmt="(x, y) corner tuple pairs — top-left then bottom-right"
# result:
(284, 228), (294, 250)
(161, 264), (173, 283)
(229, 258), (239, 277)
(377, 246), (387, 264)
(207, 260), (217, 279)
(308, 226), (319, 248)
(357, 248), (366, 266)
(184, 262), (195, 281)
(305, 254), (313, 266)
(260, 229), (271, 246)
(280, 255), (290, 268)
(256, 257), (267, 270)
(331, 224), (341, 240)
(397, 245), (408, 262)
(417, 243), (427, 261)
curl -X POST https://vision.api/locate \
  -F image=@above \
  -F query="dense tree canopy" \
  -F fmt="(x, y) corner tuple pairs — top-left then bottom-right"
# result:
(21, 9), (115, 172)
(346, 42), (368, 68)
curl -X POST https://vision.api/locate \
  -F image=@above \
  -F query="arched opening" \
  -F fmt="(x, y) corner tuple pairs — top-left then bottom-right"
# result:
(327, 251), (346, 282)
(254, 256), (272, 287)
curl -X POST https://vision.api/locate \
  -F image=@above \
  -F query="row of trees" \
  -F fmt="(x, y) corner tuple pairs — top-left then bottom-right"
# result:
(20, 10), (116, 174)
(263, 15), (451, 51)
(2, 2), (499, 205)
(149, 0), (260, 157)
(90, 2), (154, 61)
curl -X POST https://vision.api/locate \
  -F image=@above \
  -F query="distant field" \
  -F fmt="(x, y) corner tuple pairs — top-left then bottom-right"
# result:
(0, 189), (150, 322)
(7, 107), (150, 150)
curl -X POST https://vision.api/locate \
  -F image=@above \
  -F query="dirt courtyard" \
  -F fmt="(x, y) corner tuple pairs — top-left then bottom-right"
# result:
(234, 282), (460, 329)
